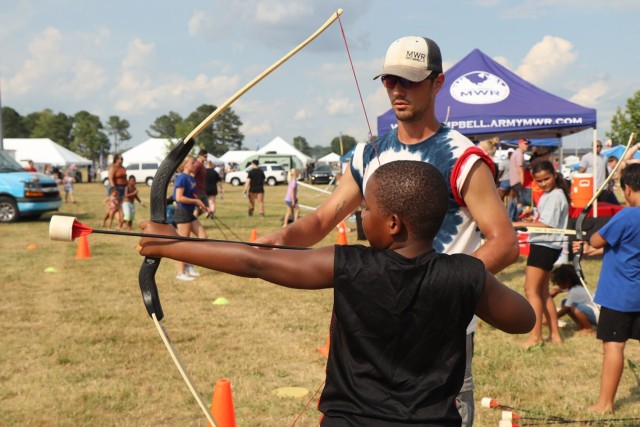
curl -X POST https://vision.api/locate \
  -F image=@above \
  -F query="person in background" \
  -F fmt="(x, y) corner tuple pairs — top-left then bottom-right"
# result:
(204, 160), (224, 219)
(62, 171), (76, 203)
(255, 35), (519, 427)
(549, 264), (598, 335)
(511, 160), (569, 348)
(173, 155), (209, 281)
(138, 160), (534, 426)
(101, 187), (121, 230)
(243, 160), (266, 218)
(603, 156), (621, 204)
(283, 169), (301, 227)
(579, 139), (609, 202)
(192, 148), (208, 217)
(577, 164), (640, 414)
(478, 137), (499, 185)
(498, 150), (513, 202)
(108, 154), (127, 228)
(508, 138), (530, 220)
(24, 160), (37, 172)
(122, 175), (145, 231)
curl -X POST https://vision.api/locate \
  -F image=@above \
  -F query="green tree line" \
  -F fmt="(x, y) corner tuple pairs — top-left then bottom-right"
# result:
(1, 103), (375, 163)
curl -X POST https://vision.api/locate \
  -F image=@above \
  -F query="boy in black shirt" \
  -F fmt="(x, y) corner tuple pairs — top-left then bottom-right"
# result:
(138, 160), (534, 426)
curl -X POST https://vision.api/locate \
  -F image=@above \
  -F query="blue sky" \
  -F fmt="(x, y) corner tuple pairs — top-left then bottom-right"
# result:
(1, 0), (638, 151)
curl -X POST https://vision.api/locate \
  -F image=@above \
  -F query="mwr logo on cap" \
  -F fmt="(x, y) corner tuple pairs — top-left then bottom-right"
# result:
(373, 36), (443, 82)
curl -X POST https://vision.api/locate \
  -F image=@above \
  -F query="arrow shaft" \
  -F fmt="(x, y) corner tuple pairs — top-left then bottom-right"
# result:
(94, 228), (307, 250)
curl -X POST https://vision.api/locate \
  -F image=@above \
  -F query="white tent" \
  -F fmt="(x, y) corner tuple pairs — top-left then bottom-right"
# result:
(4, 138), (92, 167)
(219, 150), (257, 165)
(317, 152), (341, 164)
(121, 138), (172, 164)
(258, 136), (312, 166)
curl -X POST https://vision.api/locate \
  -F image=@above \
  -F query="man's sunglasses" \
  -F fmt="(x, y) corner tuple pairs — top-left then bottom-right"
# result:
(380, 75), (423, 89)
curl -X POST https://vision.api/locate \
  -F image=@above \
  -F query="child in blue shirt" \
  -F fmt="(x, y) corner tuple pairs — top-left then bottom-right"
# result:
(580, 163), (640, 413)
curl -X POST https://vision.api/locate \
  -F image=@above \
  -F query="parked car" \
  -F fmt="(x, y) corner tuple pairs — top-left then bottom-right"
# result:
(0, 150), (61, 223)
(100, 162), (159, 187)
(310, 165), (335, 185)
(225, 164), (286, 186)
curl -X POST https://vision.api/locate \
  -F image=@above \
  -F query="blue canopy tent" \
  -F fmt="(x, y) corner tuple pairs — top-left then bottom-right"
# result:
(602, 145), (640, 161)
(376, 49), (597, 142)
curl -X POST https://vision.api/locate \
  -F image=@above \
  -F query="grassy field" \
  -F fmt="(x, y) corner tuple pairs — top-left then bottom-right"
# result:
(1, 180), (639, 427)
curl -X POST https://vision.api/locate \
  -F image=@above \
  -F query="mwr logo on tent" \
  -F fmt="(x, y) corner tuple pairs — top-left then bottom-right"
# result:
(450, 71), (509, 105)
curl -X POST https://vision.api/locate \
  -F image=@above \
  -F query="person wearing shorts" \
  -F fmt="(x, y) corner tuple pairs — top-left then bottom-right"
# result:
(579, 164), (640, 413)
(173, 155), (209, 281)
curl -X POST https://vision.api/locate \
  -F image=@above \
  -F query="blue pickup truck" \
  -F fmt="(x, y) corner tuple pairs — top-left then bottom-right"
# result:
(0, 150), (62, 223)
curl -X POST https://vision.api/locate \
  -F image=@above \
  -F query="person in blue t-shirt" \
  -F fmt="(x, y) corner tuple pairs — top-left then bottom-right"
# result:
(172, 155), (209, 281)
(578, 163), (640, 414)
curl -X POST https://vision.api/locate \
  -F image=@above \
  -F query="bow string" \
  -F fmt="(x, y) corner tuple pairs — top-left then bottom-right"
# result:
(573, 132), (635, 312)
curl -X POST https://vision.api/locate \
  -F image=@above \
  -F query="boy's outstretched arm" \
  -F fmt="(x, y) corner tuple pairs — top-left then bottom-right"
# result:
(475, 272), (535, 334)
(137, 221), (335, 290)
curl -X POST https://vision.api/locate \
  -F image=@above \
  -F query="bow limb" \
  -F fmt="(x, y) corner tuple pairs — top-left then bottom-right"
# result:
(573, 132), (635, 309)
(138, 8), (344, 425)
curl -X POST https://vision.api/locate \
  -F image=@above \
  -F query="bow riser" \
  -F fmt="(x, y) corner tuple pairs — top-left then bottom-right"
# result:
(140, 137), (194, 320)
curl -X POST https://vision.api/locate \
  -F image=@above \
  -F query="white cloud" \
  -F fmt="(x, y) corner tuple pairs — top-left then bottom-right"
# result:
(188, 10), (231, 40)
(570, 80), (609, 107)
(253, 2), (313, 24)
(65, 59), (108, 99)
(295, 109), (311, 120)
(7, 27), (69, 95)
(500, 0), (639, 19)
(516, 36), (577, 84)
(326, 95), (354, 115)
(492, 56), (511, 70)
(241, 119), (272, 137)
(0, 0), (35, 41)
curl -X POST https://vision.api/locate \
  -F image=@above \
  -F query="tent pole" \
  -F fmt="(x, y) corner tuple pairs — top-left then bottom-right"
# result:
(593, 129), (598, 218)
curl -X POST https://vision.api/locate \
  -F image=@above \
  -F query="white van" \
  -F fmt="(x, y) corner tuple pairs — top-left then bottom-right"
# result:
(100, 162), (159, 187)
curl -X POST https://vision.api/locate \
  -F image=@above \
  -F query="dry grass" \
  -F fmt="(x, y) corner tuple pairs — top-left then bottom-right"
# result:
(1, 181), (639, 427)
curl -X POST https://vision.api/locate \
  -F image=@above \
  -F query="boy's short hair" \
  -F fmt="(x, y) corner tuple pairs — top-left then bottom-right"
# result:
(620, 163), (640, 191)
(198, 149), (208, 157)
(550, 264), (580, 288)
(370, 161), (448, 240)
(252, 159), (259, 166)
(128, 175), (136, 181)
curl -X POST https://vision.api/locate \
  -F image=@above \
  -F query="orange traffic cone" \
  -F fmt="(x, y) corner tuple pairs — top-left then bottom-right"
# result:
(336, 221), (347, 245)
(209, 379), (236, 427)
(75, 235), (91, 259)
(317, 335), (330, 358)
(249, 228), (258, 242)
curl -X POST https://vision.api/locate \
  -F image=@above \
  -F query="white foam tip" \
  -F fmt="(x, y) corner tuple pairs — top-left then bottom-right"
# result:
(501, 411), (513, 420)
(481, 397), (493, 408)
(498, 420), (513, 427)
(49, 215), (76, 242)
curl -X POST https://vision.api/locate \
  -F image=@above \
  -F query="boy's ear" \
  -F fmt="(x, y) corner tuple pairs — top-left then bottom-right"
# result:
(388, 213), (402, 236)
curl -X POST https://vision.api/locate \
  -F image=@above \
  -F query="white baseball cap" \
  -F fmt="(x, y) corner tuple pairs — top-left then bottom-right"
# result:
(373, 36), (443, 82)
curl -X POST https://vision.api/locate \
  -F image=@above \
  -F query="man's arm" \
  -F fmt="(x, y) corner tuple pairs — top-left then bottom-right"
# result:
(461, 161), (519, 273)
(257, 166), (363, 247)
(138, 221), (335, 289)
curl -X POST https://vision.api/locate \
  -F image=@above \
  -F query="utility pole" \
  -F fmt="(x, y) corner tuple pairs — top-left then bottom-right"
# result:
(0, 75), (4, 151)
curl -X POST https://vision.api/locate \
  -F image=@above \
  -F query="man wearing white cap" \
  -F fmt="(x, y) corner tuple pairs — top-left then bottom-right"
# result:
(258, 36), (519, 426)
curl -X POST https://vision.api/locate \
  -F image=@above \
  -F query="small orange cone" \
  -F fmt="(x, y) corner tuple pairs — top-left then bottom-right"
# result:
(336, 221), (347, 245)
(209, 379), (236, 427)
(317, 335), (330, 358)
(249, 228), (258, 242)
(75, 235), (91, 259)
